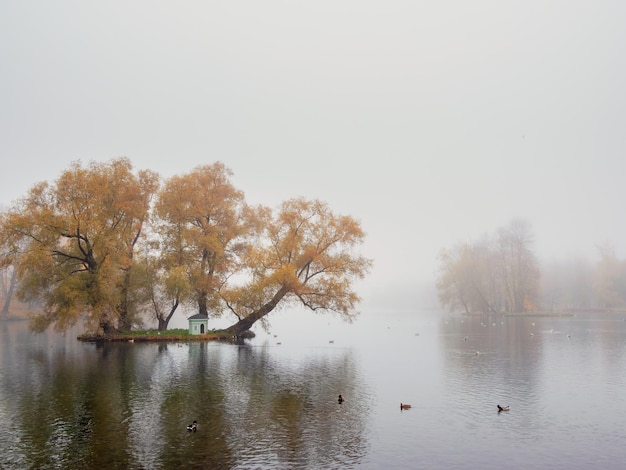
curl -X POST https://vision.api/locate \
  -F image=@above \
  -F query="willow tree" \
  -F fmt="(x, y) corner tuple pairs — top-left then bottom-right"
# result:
(0, 158), (159, 333)
(221, 198), (371, 336)
(155, 163), (257, 320)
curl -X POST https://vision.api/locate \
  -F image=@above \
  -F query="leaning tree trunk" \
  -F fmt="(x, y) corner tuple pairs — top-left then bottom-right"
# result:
(225, 286), (290, 336)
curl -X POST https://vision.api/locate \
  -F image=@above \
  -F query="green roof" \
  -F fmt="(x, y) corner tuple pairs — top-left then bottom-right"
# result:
(188, 313), (209, 320)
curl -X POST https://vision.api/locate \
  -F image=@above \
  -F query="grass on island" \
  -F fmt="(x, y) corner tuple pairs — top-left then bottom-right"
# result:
(503, 311), (575, 317)
(504, 308), (626, 317)
(77, 328), (237, 342)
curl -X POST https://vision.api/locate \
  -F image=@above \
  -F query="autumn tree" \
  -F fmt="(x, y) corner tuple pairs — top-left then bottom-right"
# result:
(0, 158), (159, 333)
(436, 237), (501, 315)
(154, 163), (257, 322)
(436, 219), (539, 314)
(1, 160), (371, 335)
(221, 198), (372, 336)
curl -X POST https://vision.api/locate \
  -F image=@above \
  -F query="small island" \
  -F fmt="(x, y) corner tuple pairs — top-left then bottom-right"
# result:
(77, 328), (256, 343)
(0, 160), (370, 341)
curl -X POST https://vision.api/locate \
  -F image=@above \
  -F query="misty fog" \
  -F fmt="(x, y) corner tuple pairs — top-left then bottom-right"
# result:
(2, 2), (626, 310)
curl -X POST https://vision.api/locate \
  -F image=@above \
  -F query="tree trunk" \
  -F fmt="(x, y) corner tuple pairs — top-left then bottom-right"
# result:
(225, 286), (290, 336)
(198, 291), (208, 317)
(117, 269), (133, 332)
(1, 268), (17, 317)
(118, 314), (131, 332)
(158, 300), (179, 331)
(100, 321), (114, 335)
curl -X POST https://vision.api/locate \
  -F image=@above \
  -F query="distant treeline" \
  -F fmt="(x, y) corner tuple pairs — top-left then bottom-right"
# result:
(436, 219), (625, 314)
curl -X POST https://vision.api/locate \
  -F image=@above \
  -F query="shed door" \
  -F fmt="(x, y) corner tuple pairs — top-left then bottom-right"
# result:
(200, 324), (205, 334)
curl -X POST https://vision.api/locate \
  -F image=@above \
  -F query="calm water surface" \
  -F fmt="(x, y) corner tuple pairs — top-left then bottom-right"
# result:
(1, 309), (625, 469)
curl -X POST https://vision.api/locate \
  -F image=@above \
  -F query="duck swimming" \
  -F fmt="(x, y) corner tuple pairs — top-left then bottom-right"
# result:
(497, 405), (510, 412)
(187, 420), (197, 431)
(400, 403), (411, 410)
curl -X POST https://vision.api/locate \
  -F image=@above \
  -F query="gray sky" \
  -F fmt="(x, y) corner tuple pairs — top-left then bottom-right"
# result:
(2, 1), (626, 305)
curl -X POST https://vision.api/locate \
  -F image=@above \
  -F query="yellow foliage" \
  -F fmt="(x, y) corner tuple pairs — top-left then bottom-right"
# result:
(1, 160), (371, 334)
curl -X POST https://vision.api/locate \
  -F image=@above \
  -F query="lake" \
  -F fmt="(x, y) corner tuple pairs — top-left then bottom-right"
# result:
(1, 308), (625, 469)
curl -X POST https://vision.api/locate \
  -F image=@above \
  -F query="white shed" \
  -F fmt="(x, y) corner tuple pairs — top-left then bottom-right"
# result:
(188, 313), (209, 335)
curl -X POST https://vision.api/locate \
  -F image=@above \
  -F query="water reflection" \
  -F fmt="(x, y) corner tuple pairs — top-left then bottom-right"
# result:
(221, 345), (369, 469)
(0, 321), (371, 469)
(3, 311), (626, 469)
(436, 312), (626, 468)
(439, 315), (546, 441)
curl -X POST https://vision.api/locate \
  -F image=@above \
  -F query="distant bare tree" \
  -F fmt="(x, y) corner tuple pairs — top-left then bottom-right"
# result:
(496, 219), (540, 313)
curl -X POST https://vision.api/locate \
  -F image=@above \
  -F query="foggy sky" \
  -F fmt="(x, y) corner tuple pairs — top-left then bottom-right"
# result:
(2, 1), (625, 305)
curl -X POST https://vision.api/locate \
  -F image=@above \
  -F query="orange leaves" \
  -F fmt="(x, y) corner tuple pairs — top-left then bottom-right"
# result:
(2, 158), (159, 333)
(2, 159), (372, 334)
(224, 197), (371, 321)
(155, 163), (257, 318)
